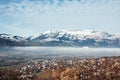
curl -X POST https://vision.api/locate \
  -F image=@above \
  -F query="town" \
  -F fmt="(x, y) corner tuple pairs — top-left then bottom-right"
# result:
(0, 55), (120, 80)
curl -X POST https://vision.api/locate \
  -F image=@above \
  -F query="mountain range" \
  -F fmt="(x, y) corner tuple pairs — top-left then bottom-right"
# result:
(0, 30), (120, 47)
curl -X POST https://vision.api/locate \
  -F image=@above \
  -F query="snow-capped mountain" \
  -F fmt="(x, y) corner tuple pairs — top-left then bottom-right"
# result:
(0, 30), (120, 47)
(0, 34), (26, 41)
(33, 30), (111, 41)
(0, 34), (26, 46)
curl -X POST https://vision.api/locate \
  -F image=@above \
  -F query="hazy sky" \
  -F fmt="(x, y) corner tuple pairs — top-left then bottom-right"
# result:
(0, 0), (120, 36)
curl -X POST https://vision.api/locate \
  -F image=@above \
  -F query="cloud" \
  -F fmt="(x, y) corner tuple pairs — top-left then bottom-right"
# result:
(0, 0), (120, 35)
(0, 0), (120, 18)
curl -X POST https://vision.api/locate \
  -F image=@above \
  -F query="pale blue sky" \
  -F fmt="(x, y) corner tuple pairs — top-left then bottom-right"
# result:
(0, 0), (120, 36)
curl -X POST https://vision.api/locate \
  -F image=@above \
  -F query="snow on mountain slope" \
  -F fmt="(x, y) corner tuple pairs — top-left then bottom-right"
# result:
(0, 30), (120, 47)
(32, 30), (114, 42)
(0, 34), (26, 42)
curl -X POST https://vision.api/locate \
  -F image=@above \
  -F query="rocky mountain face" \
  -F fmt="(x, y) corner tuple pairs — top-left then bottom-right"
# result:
(0, 30), (120, 47)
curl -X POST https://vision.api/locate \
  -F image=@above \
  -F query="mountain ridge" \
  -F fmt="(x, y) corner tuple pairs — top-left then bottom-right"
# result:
(0, 30), (120, 47)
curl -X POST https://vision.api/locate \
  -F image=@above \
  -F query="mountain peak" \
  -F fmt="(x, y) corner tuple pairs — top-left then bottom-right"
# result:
(0, 30), (120, 47)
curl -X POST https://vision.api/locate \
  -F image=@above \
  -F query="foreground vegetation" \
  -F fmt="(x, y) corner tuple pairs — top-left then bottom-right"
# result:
(0, 56), (120, 80)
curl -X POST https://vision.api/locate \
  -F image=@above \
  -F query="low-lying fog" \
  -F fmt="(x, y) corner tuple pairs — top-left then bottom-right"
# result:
(0, 47), (120, 57)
